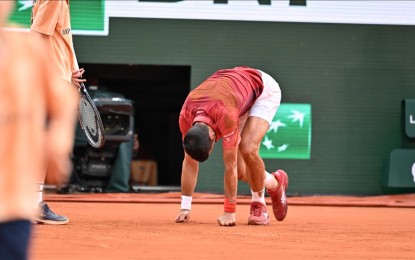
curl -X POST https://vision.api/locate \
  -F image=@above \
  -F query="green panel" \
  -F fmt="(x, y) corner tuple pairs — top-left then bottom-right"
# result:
(70, 0), (105, 33)
(260, 103), (311, 159)
(73, 18), (415, 195)
(7, 1), (32, 28)
(404, 99), (415, 138)
(384, 149), (415, 188)
(7, 0), (106, 34)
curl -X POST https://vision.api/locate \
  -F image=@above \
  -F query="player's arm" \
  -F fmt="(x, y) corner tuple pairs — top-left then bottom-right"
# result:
(223, 147), (238, 199)
(175, 152), (199, 223)
(70, 48), (86, 87)
(216, 147), (238, 226)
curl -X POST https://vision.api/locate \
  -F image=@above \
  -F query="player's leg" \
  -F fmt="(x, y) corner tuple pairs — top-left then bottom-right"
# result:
(237, 112), (275, 186)
(238, 144), (281, 193)
(239, 117), (269, 192)
(33, 120), (69, 225)
(250, 69), (288, 222)
(237, 113), (278, 223)
(239, 116), (270, 225)
(34, 173), (68, 225)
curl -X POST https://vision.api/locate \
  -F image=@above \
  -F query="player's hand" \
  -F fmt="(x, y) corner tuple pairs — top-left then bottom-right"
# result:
(72, 68), (86, 87)
(175, 209), (191, 223)
(217, 212), (236, 226)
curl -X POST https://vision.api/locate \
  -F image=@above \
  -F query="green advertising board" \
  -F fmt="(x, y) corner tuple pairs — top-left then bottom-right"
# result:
(7, 0), (107, 35)
(260, 103), (311, 159)
(384, 149), (415, 188)
(404, 99), (415, 138)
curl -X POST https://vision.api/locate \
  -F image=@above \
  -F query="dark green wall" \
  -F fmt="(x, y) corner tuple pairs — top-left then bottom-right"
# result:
(74, 18), (415, 195)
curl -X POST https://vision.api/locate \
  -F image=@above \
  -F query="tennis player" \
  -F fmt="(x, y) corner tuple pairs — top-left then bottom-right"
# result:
(30, 0), (85, 224)
(175, 66), (289, 226)
(0, 1), (78, 258)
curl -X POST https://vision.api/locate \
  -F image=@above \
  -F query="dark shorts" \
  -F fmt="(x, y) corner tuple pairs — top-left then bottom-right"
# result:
(0, 219), (32, 260)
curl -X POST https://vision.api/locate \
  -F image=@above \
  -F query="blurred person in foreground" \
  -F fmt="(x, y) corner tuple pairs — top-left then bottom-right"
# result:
(175, 66), (288, 226)
(0, 1), (78, 259)
(30, 0), (85, 224)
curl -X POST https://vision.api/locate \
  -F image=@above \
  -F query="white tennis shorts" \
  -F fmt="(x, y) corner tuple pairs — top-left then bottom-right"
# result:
(248, 70), (281, 124)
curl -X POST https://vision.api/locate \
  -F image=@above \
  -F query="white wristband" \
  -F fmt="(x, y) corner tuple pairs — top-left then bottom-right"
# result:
(181, 195), (192, 210)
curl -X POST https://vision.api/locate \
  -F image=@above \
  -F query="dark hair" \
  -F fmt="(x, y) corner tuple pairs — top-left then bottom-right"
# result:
(183, 124), (213, 162)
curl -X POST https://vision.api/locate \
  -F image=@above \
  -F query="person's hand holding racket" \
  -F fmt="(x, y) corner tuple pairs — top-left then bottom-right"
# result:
(72, 68), (86, 87)
(175, 209), (191, 223)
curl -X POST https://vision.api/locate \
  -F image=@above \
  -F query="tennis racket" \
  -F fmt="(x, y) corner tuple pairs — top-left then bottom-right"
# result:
(78, 83), (105, 148)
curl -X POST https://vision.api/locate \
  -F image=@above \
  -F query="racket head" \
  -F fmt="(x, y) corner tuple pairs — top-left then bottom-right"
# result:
(78, 85), (105, 148)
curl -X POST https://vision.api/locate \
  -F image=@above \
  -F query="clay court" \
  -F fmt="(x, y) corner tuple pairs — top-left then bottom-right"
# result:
(30, 192), (415, 260)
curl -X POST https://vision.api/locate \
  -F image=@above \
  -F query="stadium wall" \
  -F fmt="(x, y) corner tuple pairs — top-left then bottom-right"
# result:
(74, 18), (415, 195)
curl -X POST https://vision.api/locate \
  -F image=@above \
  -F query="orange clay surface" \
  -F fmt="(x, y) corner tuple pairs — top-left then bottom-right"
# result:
(30, 192), (415, 260)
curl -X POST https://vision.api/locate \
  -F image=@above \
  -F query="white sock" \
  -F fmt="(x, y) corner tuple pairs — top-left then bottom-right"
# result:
(251, 189), (266, 204)
(264, 171), (278, 190)
(36, 182), (44, 204)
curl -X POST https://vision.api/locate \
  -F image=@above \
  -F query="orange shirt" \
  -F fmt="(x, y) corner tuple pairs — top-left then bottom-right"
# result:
(31, 0), (76, 83)
(179, 67), (263, 150)
(0, 29), (78, 222)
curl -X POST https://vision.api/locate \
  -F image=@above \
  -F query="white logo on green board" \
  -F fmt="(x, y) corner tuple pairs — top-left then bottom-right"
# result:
(260, 104), (311, 160)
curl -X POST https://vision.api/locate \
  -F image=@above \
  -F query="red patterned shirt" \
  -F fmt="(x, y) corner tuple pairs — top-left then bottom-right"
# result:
(179, 66), (263, 150)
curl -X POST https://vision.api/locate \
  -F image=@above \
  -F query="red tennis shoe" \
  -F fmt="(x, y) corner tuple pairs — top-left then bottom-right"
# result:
(248, 201), (270, 225)
(267, 170), (289, 221)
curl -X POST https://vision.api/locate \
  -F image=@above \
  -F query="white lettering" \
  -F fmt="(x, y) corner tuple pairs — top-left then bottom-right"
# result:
(410, 115), (415, 124)
(223, 131), (235, 138)
(412, 163), (415, 183)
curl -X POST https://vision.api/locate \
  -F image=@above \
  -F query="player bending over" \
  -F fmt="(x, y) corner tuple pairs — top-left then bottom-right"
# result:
(175, 66), (288, 226)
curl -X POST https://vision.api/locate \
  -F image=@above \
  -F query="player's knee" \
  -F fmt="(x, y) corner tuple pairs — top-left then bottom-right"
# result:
(239, 141), (257, 158)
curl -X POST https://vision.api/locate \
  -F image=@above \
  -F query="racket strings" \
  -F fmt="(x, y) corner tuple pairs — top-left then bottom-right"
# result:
(79, 97), (103, 146)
